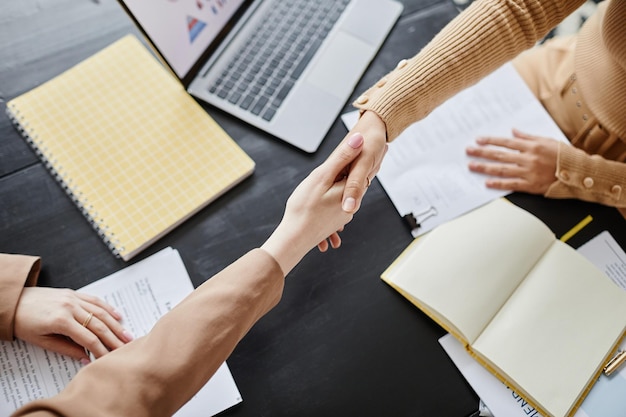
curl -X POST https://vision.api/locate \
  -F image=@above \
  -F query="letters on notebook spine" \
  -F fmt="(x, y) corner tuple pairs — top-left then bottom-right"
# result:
(5, 104), (123, 257)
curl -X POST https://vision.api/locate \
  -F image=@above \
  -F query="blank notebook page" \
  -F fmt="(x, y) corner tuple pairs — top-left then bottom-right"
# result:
(7, 35), (255, 260)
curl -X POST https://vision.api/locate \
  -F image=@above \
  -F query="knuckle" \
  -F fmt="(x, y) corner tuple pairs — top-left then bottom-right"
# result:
(91, 306), (105, 318)
(336, 150), (350, 162)
(345, 178), (364, 191)
(58, 290), (76, 307)
(474, 164), (487, 173)
(85, 334), (100, 349)
(528, 155), (540, 165)
(89, 319), (104, 333)
(336, 147), (355, 162)
(80, 293), (99, 304)
(51, 315), (69, 330)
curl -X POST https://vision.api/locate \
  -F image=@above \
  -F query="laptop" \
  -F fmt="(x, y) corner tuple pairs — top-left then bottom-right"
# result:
(117, 0), (403, 153)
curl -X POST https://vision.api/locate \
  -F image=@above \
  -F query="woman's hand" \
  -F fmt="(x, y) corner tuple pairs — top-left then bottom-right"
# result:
(466, 129), (559, 195)
(340, 110), (388, 213)
(262, 132), (365, 274)
(14, 287), (133, 362)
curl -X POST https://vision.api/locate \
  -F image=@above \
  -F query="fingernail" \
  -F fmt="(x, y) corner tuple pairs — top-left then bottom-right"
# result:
(342, 197), (356, 212)
(80, 358), (91, 366)
(347, 133), (363, 149)
(123, 330), (134, 342)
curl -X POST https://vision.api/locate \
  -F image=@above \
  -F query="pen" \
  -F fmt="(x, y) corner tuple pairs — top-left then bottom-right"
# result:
(604, 349), (626, 376)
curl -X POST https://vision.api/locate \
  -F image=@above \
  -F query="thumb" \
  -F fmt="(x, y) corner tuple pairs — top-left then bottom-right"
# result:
(321, 133), (364, 183)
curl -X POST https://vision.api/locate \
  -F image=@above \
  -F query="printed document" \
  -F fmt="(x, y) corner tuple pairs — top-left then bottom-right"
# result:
(0, 247), (242, 416)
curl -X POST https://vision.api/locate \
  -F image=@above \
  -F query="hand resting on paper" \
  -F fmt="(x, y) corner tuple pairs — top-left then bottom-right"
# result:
(465, 129), (559, 195)
(14, 287), (133, 361)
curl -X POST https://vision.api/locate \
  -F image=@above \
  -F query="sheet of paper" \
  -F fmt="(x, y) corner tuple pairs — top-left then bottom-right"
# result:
(479, 399), (495, 417)
(578, 230), (626, 291)
(0, 247), (242, 416)
(439, 231), (626, 417)
(341, 62), (568, 237)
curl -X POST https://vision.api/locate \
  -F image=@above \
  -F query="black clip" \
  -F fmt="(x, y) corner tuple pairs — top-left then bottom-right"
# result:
(402, 206), (438, 232)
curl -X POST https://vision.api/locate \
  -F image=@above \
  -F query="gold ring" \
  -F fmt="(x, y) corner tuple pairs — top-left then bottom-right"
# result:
(366, 177), (371, 188)
(82, 312), (94, 328)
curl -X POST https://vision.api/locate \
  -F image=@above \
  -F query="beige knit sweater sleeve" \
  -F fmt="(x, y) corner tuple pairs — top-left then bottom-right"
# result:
(354, 0), (585, 141)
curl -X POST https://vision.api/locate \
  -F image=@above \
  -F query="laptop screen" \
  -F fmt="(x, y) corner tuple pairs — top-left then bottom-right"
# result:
(119, 0), (246, 80)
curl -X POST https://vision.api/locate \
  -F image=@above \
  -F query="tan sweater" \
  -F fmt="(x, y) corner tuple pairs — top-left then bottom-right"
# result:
(5, 250), (284, 417)
(0, 254), (40, 341)
(355, 0), (626, 211)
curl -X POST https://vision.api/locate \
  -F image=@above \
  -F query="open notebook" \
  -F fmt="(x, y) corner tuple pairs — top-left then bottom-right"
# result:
(381, 199), (626, 417)
(6, 35), (255, 260)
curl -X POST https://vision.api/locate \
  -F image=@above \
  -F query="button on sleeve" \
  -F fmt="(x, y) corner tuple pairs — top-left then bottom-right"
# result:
(355, 95), (369, 105)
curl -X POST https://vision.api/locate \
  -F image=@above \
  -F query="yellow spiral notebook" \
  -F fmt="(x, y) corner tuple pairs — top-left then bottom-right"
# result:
(6, 35), (255, 261)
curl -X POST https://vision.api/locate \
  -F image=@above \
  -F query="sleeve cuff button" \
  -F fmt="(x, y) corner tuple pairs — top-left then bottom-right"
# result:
(355, 95), (369, 105)
(583, 177), (594, 188)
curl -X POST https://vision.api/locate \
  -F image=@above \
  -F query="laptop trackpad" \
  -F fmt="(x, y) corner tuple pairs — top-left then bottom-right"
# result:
(305, 32), (374, 99)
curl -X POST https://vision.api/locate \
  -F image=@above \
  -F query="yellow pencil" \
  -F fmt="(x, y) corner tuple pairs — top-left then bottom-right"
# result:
(560, 215), (593, 242)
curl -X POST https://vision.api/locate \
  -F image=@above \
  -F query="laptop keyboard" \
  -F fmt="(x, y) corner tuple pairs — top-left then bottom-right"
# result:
(208, 0), (351, 122)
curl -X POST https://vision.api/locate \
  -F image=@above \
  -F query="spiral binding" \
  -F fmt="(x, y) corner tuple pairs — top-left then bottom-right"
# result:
(5, 103), (125, 258)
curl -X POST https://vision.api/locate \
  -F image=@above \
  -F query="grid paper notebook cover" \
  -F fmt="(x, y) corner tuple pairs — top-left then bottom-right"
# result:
(6, 35), (255, 261)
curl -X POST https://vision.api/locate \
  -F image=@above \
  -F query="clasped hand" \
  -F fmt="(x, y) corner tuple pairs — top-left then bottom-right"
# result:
(12, 126), (558, 365)
(338, 111), (388, 214)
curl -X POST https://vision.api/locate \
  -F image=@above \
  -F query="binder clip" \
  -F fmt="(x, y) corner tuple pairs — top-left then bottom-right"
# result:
(402, 206), (438, 233)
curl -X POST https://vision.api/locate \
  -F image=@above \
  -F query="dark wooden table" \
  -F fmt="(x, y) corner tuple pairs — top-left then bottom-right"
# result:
(2, 1), (624, 416)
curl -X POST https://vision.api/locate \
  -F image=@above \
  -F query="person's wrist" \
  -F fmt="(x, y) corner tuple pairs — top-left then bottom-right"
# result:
(360, 110), (387, 142)
(261, 224), (310, 277)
